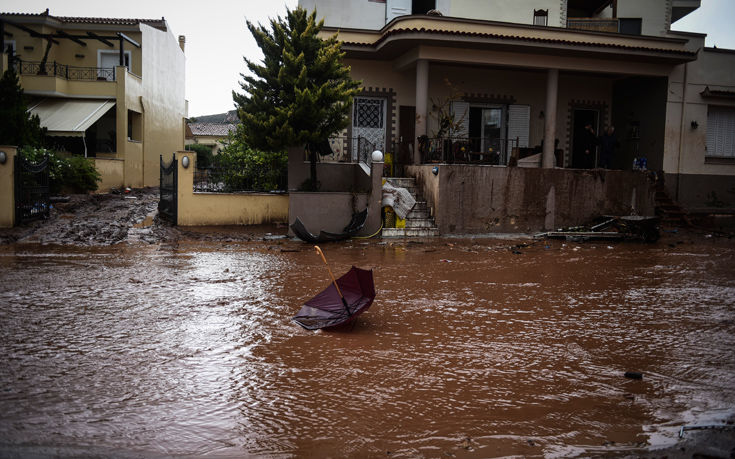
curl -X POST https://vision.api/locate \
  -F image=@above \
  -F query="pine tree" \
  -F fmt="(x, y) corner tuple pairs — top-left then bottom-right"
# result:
(0, 68), (45, 148)
(233, 7), (361, 189)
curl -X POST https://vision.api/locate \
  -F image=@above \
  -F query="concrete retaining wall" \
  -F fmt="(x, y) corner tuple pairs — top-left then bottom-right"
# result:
(94, 158), (125, 192)
(407, 165), (656, 234)
(176, 152), (289, 226)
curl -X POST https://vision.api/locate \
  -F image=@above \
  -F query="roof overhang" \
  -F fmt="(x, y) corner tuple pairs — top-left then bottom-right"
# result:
(28, 99), (115, 137)
(671, 0), (701, 23)
(326, 16), (698, 69)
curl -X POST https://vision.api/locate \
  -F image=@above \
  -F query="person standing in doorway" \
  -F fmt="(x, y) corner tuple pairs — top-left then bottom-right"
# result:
(599, 126), (617, 169)
(581, 123), (598, 169)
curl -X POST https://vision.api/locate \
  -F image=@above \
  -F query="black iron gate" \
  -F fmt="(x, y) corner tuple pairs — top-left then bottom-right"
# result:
(159, 154), (177, 224)
(14, 152), (50, 225)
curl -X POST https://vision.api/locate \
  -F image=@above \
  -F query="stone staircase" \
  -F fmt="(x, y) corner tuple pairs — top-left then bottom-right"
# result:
(655, 184), (691, 227)
(382, 177), (440, 238)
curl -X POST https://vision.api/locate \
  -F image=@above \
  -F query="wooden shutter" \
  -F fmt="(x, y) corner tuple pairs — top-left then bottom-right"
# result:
(450, 101), (469, 138)
(507, 104), (530, 148)
(386, 0), (411, 23)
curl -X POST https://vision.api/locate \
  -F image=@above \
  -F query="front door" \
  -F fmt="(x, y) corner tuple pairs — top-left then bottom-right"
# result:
(481, 107), (504, 164)
(352, 96), (386, 161)
(571, 109), (599, 168)
(398, 105), (416, 173)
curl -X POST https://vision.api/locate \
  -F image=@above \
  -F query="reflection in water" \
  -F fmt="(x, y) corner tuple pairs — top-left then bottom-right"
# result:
(0, 239), (733, 457)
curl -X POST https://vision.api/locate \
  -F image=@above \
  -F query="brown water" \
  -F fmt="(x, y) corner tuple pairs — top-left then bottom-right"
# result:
(0, 236), (734, 457)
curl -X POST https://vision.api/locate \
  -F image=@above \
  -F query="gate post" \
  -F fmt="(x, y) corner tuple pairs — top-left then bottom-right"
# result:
(0, 146), (16, 228)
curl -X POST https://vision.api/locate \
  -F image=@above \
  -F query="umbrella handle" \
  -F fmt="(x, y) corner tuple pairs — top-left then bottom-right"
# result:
(314, 245), (351, 315)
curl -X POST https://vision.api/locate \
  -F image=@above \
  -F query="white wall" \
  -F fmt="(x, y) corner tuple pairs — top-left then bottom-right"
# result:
(616, 0), (670, 36)
(449, 0), (562, 26)
(299, 0), (386, 30)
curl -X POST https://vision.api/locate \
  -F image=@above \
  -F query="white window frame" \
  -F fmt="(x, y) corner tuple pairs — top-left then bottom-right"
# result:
(97, 50), (132, 80)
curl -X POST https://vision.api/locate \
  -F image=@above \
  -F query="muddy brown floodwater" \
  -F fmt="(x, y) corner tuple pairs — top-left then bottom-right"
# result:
(0, 234), (734, 457)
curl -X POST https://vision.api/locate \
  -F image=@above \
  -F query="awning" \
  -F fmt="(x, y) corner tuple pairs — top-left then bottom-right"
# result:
(28, 99), (116, 137)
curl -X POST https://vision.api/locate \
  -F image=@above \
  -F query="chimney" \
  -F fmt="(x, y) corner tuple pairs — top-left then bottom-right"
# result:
(178, 35), (186, 52)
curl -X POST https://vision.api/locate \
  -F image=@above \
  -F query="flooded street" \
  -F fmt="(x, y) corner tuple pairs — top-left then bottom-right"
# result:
(1, 235), (734, 457)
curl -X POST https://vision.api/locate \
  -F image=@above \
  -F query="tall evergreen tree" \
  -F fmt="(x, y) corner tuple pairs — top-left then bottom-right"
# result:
(0, 68), (45, 148)
(233, 7), (360, 189)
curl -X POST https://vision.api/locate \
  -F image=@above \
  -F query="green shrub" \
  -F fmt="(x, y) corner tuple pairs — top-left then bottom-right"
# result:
(213, 128), (287, 192)
(20, 147), (101, 194)
(185, 143), (214, 169)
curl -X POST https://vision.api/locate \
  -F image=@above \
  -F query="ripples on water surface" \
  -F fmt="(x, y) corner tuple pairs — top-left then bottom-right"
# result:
(0, 238), (733, 457)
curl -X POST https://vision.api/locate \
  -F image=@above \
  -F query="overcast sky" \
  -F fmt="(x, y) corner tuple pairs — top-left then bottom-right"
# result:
(2, 0), (733, 117)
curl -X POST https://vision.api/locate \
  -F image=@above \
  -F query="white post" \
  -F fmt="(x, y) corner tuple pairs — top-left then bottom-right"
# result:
(414, 59), (429, 165)
(542, 68), (559, 168)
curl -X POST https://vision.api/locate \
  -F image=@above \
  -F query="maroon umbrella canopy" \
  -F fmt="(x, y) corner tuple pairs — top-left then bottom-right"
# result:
(292, 266), (375, 330)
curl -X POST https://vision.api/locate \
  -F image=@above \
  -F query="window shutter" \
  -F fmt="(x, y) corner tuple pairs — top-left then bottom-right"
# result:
(507, 104), (530, 149)
(450, 101), (469, 138)
(707, 106), (735, 157)
(386, 0), (411, 23)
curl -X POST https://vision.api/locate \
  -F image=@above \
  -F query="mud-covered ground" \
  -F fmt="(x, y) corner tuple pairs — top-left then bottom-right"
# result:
(0, 188), (289, 246)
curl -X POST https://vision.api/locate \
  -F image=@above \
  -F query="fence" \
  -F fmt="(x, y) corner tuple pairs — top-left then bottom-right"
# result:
(14, 151), (49, 224)
(193, 165), (287, 193)
(419, 137), (520, 165)
(159, 155), (177, 224)
(18, 60), (115, 81)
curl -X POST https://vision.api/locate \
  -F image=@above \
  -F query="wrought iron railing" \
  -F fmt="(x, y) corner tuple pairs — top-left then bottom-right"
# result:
(19, 60), (115, 81)
(418, 137), (520, 165)
(193, 166), (287, 193)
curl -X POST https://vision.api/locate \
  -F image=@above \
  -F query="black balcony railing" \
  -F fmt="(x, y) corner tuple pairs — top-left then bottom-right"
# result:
(419, 137), (520, 165)
(18, 60), (115, 81)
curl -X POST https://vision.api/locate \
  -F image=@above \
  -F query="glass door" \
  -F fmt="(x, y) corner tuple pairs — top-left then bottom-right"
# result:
(481, 107), (504, 164)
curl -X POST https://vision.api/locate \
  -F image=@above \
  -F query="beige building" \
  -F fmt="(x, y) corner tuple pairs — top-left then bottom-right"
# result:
(299, 0), (735, 212)
(0, 9), (187, 189)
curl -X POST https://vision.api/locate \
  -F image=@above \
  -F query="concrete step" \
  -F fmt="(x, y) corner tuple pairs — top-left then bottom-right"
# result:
(382, 227), (440, 238)
(407, 208), (431, 219)
(405, 218), (436, 228)
(385, 177), (416, 188)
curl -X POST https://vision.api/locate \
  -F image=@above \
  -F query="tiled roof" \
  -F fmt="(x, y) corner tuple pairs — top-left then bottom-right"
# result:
(337, 21), (697, 58)
(188, 123), (237, 137)
(0, 10), (167, 31)
(700, 86), (735, 99)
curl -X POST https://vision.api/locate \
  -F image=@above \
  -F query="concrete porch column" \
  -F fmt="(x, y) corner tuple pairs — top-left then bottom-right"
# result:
(542, 68), (559, 168)
(414, 59), (429, 165)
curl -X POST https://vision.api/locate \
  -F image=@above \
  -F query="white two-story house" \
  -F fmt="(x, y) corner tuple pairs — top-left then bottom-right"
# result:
(299, 0), (735, 213)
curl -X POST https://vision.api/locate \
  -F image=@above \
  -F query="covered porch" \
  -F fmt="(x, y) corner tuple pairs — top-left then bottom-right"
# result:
(325, 15), (697, 174)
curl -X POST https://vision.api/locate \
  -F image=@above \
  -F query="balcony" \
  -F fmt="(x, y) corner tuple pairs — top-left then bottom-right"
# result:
(15, 59), (117, 97)
(566, 18), (619, 33)
(18, 60), (116, 81)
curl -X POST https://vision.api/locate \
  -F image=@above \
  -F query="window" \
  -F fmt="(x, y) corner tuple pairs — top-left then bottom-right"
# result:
(354, 98), (385, 129)
(534, 9), (548, 26)
(412, 0), (435, 14)
(619, 18), (642, 35)
(706, 106), (735, 158)
(127, 110), (142, 142)
(97, 50), (131, 81)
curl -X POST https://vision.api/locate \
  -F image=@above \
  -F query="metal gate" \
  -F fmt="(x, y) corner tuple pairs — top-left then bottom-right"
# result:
(159, 154), (177, 224)
(14, 152), (50, 225)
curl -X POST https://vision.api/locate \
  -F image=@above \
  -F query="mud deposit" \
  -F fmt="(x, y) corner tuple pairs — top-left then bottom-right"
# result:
(0, 232), (734, 457)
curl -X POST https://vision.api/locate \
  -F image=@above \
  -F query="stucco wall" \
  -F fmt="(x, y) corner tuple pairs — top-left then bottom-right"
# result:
(664, 46), (735, 209)
(176, 152), (289, 226)
(94, 158), (125, 192)
(140, 24), (186, 187)
(0, 146), (16, 228)
(300, 0), (386, 30)
(288, 160), (384, 237)
(450, 0), (562, 27)
(288, 146), (373, 192)
(407, 164), (656, 233)
(616, 0), (670, 36)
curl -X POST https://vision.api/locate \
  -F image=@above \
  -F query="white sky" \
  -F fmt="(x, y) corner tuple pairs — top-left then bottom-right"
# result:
(2, 0), (733, 117)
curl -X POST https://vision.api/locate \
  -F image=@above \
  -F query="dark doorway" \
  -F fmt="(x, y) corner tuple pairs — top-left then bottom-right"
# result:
(412, 0), (436, 14)
(571, 109), (599, 169)
(397, 105), (416, 175)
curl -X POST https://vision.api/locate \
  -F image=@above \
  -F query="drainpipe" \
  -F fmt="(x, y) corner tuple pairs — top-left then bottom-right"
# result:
(542, 68), (559, 168)
(675, 61), (688, 202)
(415, 59), (429, 165)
